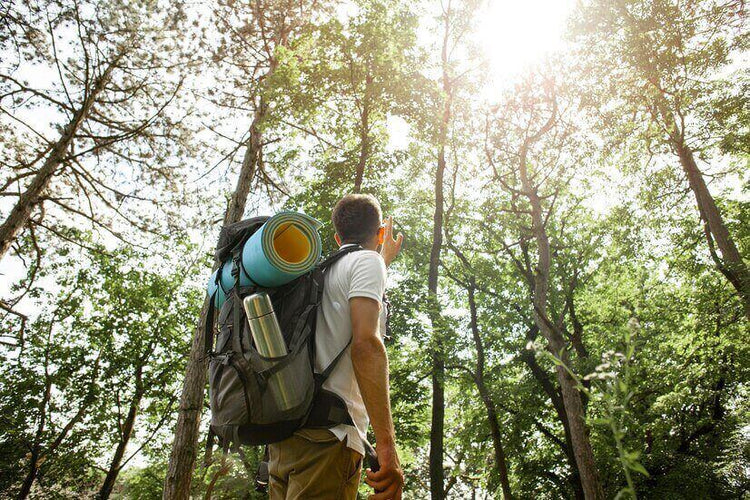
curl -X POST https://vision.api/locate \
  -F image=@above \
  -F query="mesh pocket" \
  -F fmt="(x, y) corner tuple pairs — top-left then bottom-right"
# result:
(209, 357), (250, 427)
(240, 345), (315, 425)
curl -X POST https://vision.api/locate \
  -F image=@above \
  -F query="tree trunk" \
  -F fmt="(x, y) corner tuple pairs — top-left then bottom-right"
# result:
(518, 146), (604, 500)
(353, 70), (372, 193)
(676, 143), (750, 318)
(481, 392), (513, 499)
(467, 285), (512, 500)
(429, 11), (452, 499)
(163, 102), (266, 500)
(17, 451), (40, 500)
(0, 63), (116, 261)
(520, 327), (584, 500)
(428, 124), (446, 500)
(97, 368), (144, 500)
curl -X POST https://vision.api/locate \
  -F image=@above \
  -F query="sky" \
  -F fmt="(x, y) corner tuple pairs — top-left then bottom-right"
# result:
(477, 0), (576, 82)
(387, 0), (577, 150)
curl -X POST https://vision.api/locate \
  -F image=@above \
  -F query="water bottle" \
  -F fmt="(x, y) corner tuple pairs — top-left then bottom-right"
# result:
(243, 293), (298, 410)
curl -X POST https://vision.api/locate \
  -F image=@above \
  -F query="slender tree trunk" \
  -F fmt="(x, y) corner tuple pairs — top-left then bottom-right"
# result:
(480, 390), (513, 499)
(354, 71), (372, 193)
(20, 389), (99, 498)
(0, 63), (116, 261)
(676, 143), (750, 317)
(428, 125), (446, 500)
(163, 101), (266, 500)
(97, 368), (144, 500)
(429, 10), (452, 498)
(204, 454), (231, 500)
(520, 328), (584, 500)
(652, 94), (750, 317)
(467, 284), (512, 499)
(17, 450), (40, 500)
(518, 147), (604, 500)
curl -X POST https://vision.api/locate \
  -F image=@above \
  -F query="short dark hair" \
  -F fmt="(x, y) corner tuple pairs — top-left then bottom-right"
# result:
(332, 194), (382, 244)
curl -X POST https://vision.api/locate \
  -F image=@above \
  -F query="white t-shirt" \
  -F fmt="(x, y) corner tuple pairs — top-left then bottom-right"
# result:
(313, 244), (387, 457)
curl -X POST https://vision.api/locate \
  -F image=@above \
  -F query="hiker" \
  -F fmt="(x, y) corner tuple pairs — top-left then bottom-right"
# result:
(267, 194), (405, 499)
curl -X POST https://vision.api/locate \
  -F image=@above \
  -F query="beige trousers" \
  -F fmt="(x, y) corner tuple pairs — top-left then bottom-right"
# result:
(268, 428), (363, 499)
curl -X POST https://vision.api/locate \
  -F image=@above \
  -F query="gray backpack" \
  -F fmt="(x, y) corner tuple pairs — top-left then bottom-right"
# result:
(204, 217), (361, 452)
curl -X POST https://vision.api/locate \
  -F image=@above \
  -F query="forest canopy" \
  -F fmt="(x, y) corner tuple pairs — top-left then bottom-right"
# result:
(0, 0), (747, 498)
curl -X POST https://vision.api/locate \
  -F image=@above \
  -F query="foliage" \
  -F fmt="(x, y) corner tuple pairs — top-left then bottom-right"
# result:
(0, 240), (203, 497)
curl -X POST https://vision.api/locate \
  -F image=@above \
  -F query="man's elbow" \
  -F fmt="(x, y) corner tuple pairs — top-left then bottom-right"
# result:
(351, 333), (385, 362)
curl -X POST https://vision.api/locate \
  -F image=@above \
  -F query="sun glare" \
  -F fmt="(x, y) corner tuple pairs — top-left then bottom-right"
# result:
(478, 0), (575, 82)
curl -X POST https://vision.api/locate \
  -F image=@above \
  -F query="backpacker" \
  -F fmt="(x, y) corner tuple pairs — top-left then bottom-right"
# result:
(204, 216), (361, 452)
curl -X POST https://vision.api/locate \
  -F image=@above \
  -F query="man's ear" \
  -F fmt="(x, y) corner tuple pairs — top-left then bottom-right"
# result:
(377, 227), (385, 245)
(334, 233), (342, 246)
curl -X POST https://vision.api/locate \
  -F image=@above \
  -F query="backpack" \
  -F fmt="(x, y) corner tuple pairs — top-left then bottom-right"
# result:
(204, 217), (362, 452)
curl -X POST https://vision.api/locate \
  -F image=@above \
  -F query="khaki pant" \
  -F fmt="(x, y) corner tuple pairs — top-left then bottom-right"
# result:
(268, 428), (363, 499)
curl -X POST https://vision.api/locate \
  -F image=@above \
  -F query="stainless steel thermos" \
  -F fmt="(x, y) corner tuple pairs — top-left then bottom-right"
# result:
(243, 293), (287, 358)
(243, 293), (298, 410)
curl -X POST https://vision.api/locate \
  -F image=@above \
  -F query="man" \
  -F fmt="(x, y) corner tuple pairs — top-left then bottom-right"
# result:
(268, 194), (405, 500)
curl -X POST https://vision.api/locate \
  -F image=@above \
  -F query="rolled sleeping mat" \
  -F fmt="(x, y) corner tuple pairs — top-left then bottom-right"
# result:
(211, 255), (238, 309)
(206, 269), (228, 310)
(217, 211), (323, 291)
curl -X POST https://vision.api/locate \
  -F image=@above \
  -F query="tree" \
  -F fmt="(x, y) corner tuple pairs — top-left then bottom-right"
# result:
(572, 0), (749, 316)
(576, 201), (748, 497)
(298, 0), (421, 193)
(0, 261), (105, 499)
(0, 0), (192, 264)
(90, 249), (200, 499)
(443, 267), (514, 499)
(0, 240), (201, 499)
(424, 1), (481, 496)
(164, 2), (328, 497)
(483, 71), (605, 499)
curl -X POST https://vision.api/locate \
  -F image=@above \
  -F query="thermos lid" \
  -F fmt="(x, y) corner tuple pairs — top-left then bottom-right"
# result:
(243, 292), (274, 318)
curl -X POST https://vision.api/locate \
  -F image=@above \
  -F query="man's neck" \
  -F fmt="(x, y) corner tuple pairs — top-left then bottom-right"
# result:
(340, 240), (378, 251)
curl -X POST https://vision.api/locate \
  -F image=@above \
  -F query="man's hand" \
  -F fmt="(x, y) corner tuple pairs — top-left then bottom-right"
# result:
(365, 443), (404, 500)
(379, 216), (404, 267)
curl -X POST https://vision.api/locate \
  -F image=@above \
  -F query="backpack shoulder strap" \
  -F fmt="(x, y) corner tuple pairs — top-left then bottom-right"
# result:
(317, 337), (352, 381)
(313, 244), (372, 376)
(318, 244), (364, 271)
(204, 274), (220, 354)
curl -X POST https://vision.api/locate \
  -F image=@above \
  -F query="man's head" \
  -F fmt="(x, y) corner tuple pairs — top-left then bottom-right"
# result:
(332, 194), (383, 248)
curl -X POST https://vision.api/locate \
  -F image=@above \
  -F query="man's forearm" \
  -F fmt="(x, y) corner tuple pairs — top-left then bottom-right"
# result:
(351, 336), (396, 446)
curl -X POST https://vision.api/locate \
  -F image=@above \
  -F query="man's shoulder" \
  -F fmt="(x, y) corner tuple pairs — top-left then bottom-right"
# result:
(345, 249), (386, 273)
(349, 248), (384, 262)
